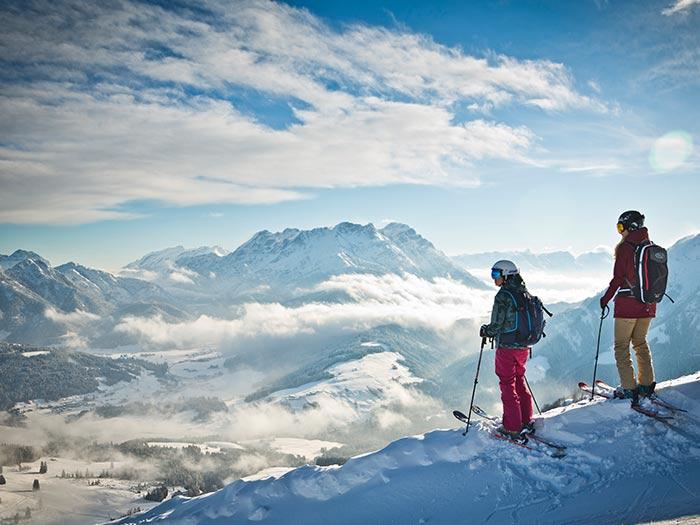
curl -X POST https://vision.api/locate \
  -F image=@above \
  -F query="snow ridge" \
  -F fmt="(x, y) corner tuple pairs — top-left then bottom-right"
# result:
(114, 373), (700, 525)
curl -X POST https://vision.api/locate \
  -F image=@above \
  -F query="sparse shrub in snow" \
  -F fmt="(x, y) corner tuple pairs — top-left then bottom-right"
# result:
(145, 485), (168, 502)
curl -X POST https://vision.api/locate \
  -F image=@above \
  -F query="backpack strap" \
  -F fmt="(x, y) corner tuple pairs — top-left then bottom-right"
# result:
(500, 289), (520, 334)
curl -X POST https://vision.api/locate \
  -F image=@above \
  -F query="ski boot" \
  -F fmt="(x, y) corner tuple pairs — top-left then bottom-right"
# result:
(520, 420), (536, 436)
(614, 386), (640, 406)
(637, 382), (656, 398)
(497, 426), (527, 442)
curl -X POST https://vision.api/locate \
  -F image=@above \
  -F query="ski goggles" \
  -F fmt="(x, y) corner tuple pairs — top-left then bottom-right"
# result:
(617, 222), (625, 234)
(491, 269), (503, 280)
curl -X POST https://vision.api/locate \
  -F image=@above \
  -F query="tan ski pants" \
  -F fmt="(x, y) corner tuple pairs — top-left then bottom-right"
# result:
(614, 317), (654, 390)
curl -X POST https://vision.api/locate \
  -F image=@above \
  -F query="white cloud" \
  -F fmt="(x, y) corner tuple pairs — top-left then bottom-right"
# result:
(466, 268), (606, 304)
(117, 268), (160, 282)
(168, 265), (199, 284)
(114, 273), (492, 347)
(0, 0), (604, 225)
(662, 0), (700, 15)
(44, 307), (100, 325)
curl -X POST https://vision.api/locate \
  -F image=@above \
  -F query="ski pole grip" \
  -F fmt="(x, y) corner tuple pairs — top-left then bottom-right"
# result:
(600, 304), (610, 319)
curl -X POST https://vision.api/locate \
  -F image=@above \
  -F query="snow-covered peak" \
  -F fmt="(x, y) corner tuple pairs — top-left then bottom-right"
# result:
(124, 246), (187, 270)
(0, 249), (50, 270)
(196, 222), (486, 292)
(379, 221), (421, 239)
(186, 245), (228, 258)
(124, 245), (228, 273)
(8, 256), (53, 277)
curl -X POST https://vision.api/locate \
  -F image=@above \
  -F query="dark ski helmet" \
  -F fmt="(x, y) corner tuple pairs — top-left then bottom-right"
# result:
(617, 210), (645, 233)
(491, 260), (519, 280)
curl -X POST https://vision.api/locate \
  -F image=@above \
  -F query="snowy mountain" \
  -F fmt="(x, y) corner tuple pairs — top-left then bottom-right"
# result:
(453, 248), (612, 274)
(0, 252), (181, 346)
(1, 222), (487, 347)
(0, 249), (51, 270)
(176, 222), (486, 299)
(114, 372), (700, 525)
(120, 223), (484, 299)
(124, 246), (227, 276)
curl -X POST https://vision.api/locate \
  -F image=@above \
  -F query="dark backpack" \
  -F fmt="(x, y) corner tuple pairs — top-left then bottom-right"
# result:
(626, 240), (669, 304)
(500, 290), (550, 346)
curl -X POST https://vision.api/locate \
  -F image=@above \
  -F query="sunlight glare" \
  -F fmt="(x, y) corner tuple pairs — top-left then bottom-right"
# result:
(649, 130), (693, 173)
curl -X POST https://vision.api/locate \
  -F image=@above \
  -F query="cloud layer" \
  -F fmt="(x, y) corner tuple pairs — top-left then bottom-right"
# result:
(115, 273), (492, 348)
(0, 0), (603, 224)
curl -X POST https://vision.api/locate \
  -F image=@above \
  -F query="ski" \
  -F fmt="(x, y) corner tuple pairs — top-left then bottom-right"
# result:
(594, 380), (687, 413)
(456, 408), (566, 458)
(452, 409), (472, 435)
(453, 409), (531, 444)
(579, 381), (613, 399)
(471, 405), (568, 453)
(579, 381), (674, 420)
(631, 404), (674, 422)
(489, 431), (538, 453)
(470, 405), (498, 422)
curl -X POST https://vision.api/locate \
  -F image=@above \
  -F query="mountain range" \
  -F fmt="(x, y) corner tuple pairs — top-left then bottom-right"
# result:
(126, 222), (486, 299)
(2, 225), (699, 428)
(452, 248), (613, 275)
(0, 222), (485, 346)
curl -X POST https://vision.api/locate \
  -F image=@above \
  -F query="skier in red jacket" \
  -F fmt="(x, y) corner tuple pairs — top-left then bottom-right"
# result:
(600, 210), (656, 404)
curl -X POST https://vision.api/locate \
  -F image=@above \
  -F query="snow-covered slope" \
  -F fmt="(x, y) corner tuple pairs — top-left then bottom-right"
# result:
(114, 372), (700, 525)
(124, 245), (227, 273)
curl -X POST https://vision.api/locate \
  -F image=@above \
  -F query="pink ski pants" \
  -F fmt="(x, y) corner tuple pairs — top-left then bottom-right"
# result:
(495, 347), (533, 432)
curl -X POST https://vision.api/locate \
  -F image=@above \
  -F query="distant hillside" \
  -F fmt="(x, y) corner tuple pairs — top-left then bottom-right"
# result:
(0, 342), (167, 411)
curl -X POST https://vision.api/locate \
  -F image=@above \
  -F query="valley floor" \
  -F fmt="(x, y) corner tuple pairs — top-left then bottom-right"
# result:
(0, 457), (159, 525)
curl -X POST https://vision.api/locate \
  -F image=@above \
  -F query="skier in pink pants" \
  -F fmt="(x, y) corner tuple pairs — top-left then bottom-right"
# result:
(480, 260), (533, 439)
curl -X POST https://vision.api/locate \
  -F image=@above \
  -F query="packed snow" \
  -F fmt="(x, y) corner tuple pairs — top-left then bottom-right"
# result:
(114, 373), (700, 525)
(266, 352), (422, 413)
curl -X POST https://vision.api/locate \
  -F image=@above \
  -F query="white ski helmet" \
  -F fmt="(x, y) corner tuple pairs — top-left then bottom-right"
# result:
(491, 260), (519, 279)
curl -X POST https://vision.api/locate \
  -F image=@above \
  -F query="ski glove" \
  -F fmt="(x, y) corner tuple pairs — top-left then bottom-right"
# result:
(599, 297), (608, 310)
(479, 324), (489, 338)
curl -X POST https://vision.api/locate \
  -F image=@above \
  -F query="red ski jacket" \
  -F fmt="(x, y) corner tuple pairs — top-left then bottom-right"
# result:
(601, 228), (656, 319)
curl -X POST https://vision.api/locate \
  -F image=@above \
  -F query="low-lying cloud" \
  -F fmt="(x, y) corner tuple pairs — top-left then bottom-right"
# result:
(114, 273), (492, 348)
(44, 307), (100, 325)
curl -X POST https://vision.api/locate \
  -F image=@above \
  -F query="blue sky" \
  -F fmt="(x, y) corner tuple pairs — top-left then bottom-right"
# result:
(0, 0), (698, 270)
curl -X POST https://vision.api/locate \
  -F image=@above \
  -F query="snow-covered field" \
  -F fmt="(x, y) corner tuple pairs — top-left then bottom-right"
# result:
(267, 351), (422, 413)
(0, 457), (159, 525)
(114, 372), (700, 525)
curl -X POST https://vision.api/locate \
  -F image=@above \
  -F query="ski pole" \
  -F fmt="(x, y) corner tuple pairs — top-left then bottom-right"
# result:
(464, 337), (488, 435)
(591, 304), (610, 400)
(524, 375), (541, 415)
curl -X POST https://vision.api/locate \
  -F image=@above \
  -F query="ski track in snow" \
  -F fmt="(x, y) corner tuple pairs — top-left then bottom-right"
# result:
(112, 373), (700, 525)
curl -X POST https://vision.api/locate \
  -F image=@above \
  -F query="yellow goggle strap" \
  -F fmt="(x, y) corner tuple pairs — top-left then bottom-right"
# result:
(617, 222), (625, 233)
